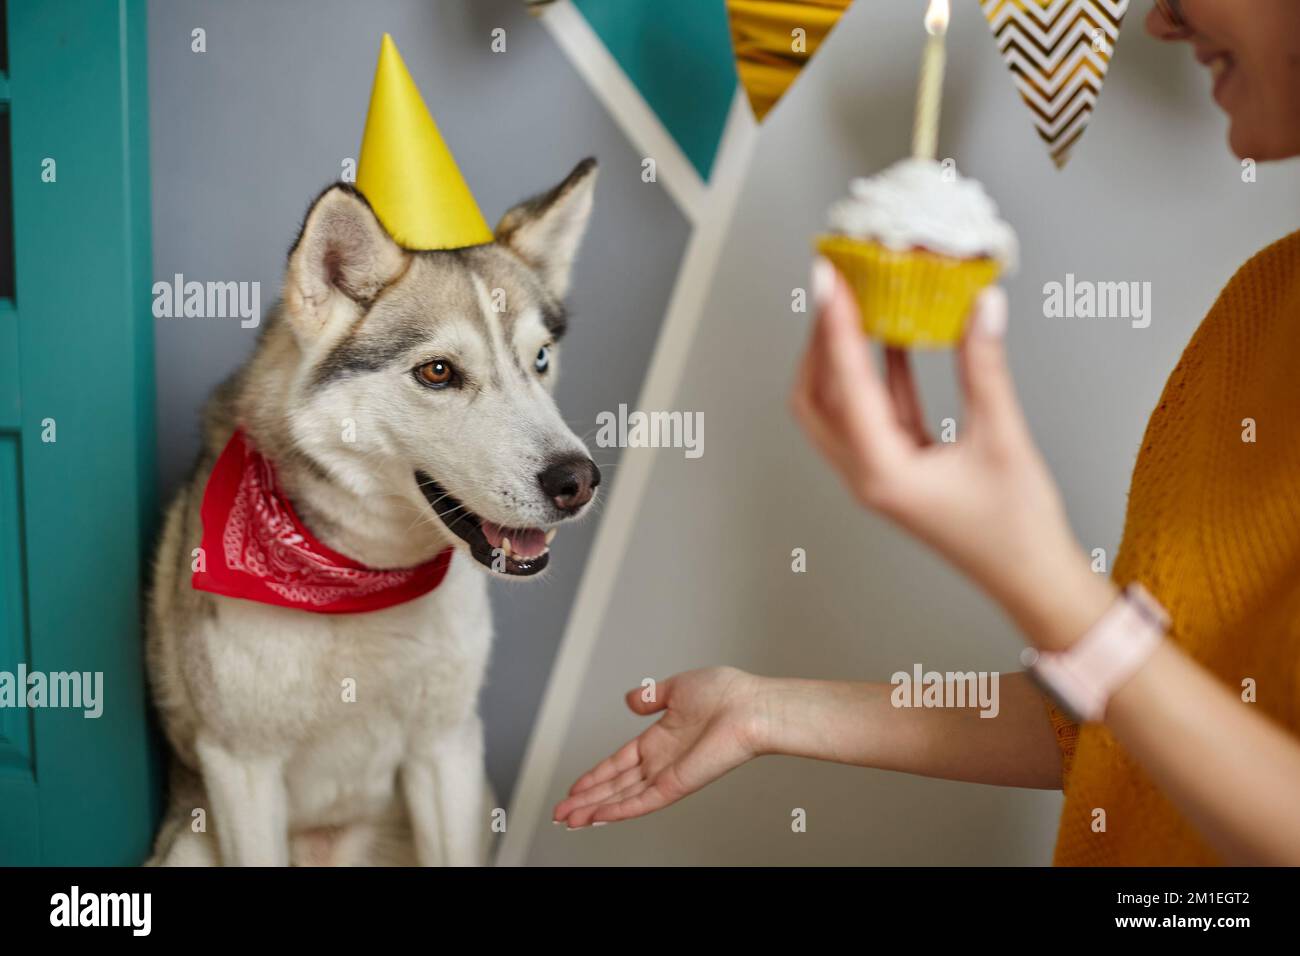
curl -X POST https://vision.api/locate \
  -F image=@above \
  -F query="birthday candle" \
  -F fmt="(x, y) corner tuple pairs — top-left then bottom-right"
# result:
(912, 0), (950, 161)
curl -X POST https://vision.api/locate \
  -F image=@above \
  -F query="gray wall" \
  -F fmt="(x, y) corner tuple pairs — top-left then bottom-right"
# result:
(524, 3), (1300, 864)
(147, 0), (690, 801)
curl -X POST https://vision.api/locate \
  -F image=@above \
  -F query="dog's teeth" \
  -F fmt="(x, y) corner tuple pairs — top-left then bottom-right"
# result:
(501, 537), (513, 558)
(545, 528), (557, 544)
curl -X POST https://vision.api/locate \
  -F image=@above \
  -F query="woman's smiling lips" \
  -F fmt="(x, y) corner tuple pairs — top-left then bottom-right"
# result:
(1195, 48), (1237, 104)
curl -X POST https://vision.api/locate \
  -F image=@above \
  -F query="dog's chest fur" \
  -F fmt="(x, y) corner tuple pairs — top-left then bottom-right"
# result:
(154, 481), (492, 828)
(211, 568), (490, 824)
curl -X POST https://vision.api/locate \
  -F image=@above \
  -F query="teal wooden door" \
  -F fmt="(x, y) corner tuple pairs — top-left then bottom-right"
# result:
(0, 0), (158, 864)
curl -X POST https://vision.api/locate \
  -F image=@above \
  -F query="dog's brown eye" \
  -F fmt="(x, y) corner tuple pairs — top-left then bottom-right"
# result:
(416, 360), (454, 387)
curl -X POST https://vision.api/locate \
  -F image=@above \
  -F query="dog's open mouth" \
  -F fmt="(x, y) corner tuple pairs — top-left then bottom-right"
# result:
(415, 470), (554, 576)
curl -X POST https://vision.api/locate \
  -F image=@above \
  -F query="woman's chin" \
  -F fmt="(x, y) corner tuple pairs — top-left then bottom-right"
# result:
(1226, 125), (1252, 162)
(1227, 116), (1300, 163)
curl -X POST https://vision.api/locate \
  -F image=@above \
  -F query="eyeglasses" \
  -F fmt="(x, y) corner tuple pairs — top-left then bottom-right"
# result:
(1154, 0), (1193, 37)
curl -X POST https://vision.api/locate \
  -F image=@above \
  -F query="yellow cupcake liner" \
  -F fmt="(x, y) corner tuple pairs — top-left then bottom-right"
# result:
(815, 235), (1001, 348)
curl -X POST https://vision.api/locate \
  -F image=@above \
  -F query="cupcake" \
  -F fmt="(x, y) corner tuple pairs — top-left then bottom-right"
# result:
(815, 158), (1017, 347)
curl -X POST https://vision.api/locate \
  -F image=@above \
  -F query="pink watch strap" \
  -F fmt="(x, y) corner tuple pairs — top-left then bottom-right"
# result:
(1029, 583), (1169, 723)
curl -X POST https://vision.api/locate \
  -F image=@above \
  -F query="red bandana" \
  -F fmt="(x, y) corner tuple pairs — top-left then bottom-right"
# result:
(191, 430), (453, 614)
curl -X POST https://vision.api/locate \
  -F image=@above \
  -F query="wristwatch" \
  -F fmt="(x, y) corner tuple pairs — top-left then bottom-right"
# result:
(1025, 583), (1170, 723)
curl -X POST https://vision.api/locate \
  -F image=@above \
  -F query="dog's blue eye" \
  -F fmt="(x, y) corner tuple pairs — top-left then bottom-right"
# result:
(534, 345), (550, 374)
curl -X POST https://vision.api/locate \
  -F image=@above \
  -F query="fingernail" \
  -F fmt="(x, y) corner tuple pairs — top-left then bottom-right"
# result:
(975, 286), (1008, 338)
(552, 820), (563, 826)
(811, 256), (835, 311)
(592, 822), (608, 828)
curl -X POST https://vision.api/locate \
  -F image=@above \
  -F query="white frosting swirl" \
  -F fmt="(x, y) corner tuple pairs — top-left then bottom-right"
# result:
(826, 158), (1018, 271)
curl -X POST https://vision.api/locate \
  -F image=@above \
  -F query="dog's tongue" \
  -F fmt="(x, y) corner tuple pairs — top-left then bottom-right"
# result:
(481, 521), (549, 559)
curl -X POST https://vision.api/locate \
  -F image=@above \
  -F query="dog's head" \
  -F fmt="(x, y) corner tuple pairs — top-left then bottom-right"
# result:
(280, 158), (600, 577)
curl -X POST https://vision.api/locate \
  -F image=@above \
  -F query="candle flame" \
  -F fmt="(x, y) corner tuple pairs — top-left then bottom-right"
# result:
(925, 0), (950, 36)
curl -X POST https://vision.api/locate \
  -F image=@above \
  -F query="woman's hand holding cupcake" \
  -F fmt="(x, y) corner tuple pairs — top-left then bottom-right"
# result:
(791, 261), (1116, 652)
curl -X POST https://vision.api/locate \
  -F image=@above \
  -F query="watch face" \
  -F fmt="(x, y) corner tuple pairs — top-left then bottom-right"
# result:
(1126, 583), (1171, 630)
(1026, 663), (1087, 725)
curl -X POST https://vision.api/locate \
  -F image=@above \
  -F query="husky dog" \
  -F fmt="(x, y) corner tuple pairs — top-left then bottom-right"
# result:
(147, 159), (600, 866)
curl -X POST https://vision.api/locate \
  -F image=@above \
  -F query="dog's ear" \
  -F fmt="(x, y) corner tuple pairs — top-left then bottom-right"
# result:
(495, 158), (598, 299)
(284, 184), (408, 340)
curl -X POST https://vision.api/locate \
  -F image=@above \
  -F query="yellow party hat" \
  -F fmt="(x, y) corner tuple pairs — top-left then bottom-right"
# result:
(356, 34), (493, 250)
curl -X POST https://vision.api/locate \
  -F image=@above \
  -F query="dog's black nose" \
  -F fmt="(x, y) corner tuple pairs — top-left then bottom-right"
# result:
(538, 455), (600, 513)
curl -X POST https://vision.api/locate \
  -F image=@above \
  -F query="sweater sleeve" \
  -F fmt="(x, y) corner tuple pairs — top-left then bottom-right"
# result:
(1042, 695), (1080, 785)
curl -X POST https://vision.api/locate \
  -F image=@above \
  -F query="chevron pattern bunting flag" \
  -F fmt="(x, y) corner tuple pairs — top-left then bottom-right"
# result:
(980, 0), (1129, 168)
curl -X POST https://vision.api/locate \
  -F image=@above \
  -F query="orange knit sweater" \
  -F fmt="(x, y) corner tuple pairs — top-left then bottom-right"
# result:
(1048, 229), (1300, 865)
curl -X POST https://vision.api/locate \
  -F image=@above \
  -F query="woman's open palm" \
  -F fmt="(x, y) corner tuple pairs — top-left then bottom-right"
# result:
(552, 667), (763, 828)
